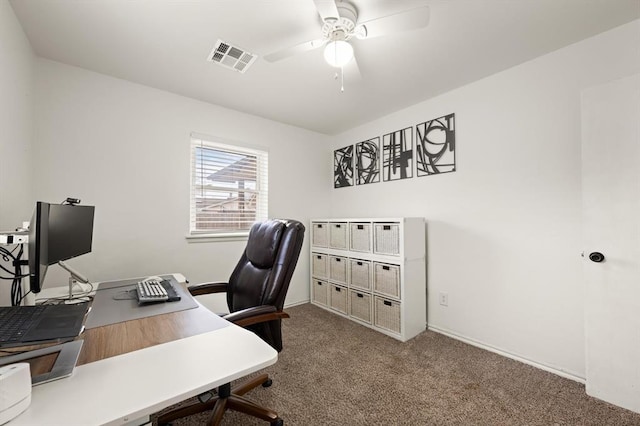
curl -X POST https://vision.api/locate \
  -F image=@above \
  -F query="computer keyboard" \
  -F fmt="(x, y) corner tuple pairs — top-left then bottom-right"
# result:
(0, 303), (89, 348)
(136, 279), (181, 304)
(0, 305), (47, 343)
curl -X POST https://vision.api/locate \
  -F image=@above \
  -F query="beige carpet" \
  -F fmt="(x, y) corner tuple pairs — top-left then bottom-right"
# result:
(153, 303), (640, 425)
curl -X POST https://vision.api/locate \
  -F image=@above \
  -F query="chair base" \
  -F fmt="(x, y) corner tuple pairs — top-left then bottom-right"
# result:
(157, 374), (282, 426)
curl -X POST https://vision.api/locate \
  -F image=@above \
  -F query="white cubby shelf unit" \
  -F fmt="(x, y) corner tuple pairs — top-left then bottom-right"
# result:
(309, 218), (426, 342)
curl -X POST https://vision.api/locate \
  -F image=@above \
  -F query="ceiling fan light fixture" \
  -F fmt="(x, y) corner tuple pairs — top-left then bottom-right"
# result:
(324, 40), (354, 67)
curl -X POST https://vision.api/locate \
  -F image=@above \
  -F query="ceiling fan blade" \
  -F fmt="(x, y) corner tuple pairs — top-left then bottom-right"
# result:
(313, 0), (340, 22)
(358, 6), (430, 39)
(264, 38), (326, 63)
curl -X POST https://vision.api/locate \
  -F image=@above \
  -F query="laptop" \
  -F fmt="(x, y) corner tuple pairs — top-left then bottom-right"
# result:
(0, 303), (89, 348)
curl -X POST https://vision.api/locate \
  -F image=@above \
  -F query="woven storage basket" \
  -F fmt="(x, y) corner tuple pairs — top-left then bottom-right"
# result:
(312, 253), (328, 278)
(349, 259), (372, 290)
(329, 256), (347, 284)
(329, 222), (348, 249)
(329, 285), (348, 314)
(312, 280), (329, 306)
(311, 222), (328, 247)
(374, 223), (400, 255)
(374, 296), (401, 333)
(349, 222), (371, 252)
(373, 263), (400, 298)
(349, 291), (372, 323)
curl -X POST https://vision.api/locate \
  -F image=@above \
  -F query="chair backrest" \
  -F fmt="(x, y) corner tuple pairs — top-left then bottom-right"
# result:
(227, 219), (305, 351)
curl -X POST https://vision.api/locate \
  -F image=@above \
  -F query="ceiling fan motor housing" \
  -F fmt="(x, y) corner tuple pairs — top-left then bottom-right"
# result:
(322, 2), (358, 41)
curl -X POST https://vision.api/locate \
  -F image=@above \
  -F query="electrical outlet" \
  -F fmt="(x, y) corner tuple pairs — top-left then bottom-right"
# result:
(439, 292), (448, 306)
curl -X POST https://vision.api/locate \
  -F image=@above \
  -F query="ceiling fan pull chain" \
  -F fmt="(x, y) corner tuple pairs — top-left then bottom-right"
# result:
(341, 66), (345, 93)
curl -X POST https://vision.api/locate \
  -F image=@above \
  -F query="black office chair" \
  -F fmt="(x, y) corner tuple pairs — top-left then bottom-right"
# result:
(157, 219), (305, 426)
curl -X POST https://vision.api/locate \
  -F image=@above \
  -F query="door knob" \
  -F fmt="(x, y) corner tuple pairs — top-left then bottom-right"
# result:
(588, 252), (605, 263)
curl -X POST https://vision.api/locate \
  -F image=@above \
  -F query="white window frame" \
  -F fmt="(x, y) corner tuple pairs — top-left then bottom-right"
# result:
(188, 134), (268, 241)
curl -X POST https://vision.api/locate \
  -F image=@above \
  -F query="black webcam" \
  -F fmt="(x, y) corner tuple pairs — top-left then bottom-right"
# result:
(63, 197), (81, 206)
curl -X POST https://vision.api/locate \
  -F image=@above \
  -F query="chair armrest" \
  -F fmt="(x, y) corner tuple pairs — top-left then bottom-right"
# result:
(187, 281), (229, 296)
(223, 305), (290, 327)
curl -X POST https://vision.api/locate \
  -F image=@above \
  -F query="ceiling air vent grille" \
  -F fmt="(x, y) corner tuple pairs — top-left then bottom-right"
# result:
(208, 40), (257, 73)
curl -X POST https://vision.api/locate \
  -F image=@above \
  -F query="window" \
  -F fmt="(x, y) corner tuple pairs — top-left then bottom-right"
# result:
(190, 135), (268, 237)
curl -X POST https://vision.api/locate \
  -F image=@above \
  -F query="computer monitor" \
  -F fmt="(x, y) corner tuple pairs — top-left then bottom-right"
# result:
(28, 201), (95, 294)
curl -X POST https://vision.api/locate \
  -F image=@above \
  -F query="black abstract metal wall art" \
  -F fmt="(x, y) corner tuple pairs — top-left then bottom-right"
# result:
(382, 127), (413, 181)
(355, 137), (380, 185)
(416, 113), (456, 176)
(334, 145), (354, 188)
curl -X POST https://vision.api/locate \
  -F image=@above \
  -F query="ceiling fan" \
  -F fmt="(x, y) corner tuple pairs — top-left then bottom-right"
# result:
(264, 0), (430, 73)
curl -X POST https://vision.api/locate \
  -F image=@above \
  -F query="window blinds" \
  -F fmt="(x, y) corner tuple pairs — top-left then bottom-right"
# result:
(190, 135), (268, 235)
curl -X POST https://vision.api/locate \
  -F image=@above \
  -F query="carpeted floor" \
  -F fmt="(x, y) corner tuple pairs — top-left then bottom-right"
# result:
(152, 303), (640, 425)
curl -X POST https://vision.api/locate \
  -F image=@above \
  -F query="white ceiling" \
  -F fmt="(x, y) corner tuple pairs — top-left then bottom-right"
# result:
(10, 0), (640, 135)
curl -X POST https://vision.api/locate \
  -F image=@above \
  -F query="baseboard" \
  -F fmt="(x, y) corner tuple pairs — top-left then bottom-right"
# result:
(428, 324), (586, 384)
(284, 299), (310, 309)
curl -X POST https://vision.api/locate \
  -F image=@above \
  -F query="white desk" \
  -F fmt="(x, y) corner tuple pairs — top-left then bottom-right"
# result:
(10, 278), (278, 425)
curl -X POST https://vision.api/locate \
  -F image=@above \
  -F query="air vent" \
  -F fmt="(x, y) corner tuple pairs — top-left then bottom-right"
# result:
(208, 40), (257, 73)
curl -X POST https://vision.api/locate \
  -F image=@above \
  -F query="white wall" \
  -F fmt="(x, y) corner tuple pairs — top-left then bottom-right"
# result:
(329, 20), (640, 380)
(0, 1), (34, 305)
(32, 59), (330, 311)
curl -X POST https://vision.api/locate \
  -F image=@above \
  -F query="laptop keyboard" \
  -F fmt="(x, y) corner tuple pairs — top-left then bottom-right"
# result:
(0, 305), (48, 344)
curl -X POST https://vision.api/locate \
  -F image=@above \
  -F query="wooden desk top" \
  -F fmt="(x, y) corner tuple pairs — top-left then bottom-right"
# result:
(0, 302), (225, 383)
(1, 280), (225, 369)
(78, 300), (224, 365)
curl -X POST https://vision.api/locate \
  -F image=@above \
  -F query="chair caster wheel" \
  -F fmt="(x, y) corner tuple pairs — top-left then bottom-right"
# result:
(262, 378), (273, 388)
(271, 417), (283, 426)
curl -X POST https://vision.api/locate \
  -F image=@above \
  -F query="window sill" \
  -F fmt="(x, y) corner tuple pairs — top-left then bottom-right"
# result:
(185, 232), (249, 243)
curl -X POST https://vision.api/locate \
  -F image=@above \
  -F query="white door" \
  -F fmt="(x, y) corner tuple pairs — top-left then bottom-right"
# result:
(581, 73), (640, 413)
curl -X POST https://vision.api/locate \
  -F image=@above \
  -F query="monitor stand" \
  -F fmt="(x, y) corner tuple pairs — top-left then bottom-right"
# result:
(58, 261), (92, 303)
